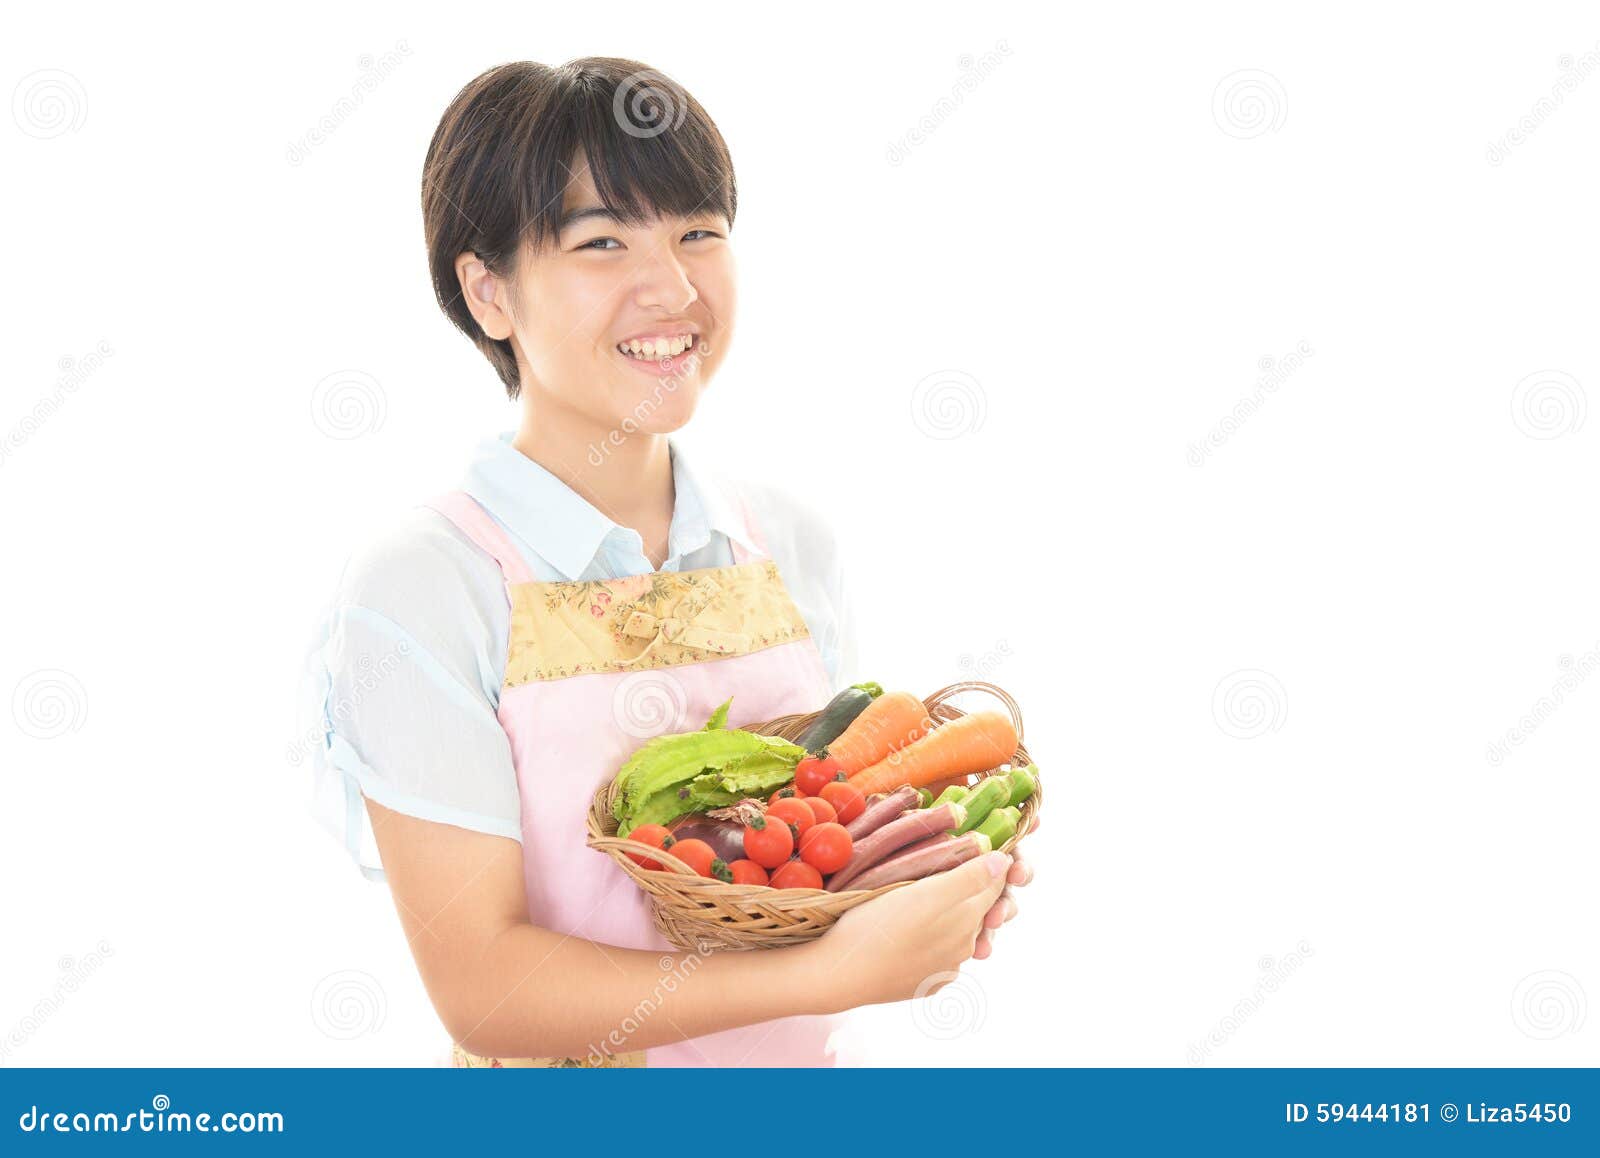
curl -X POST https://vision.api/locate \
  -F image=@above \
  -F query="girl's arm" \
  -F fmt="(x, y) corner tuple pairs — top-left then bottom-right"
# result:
(364, 798), (1013, 1060)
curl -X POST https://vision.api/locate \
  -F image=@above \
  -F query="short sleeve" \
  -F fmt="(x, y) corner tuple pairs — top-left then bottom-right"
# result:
(296, 509), (522, 882)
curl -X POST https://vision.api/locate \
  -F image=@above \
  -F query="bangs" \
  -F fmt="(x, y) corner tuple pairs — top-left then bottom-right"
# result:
(517, 61), (737, 253)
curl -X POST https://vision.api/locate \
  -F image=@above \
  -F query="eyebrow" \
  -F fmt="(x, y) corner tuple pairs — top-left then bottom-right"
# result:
(557, 206), (621, 234)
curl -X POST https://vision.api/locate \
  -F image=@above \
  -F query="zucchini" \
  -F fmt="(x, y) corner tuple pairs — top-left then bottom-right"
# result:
(796, 682), (883, 753)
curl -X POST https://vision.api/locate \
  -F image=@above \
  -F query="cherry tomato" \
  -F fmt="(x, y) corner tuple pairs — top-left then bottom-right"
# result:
(668, 838), (720, 878)
(623, 823), (675, 872)
(795, 751), (845, 797)
(802, 795), (838, 826)
(769, 859), (824, 890)
(768, 785), (800, 805)
(798, 822), (853, 875)
(742, 814), (795, 869)
(728, 859), (770, 887)
(766, 797), (814, 840)
(819, 779), (867, 824)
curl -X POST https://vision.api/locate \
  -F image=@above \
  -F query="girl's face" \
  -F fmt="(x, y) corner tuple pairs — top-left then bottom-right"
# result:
(477, 153), (736, 435)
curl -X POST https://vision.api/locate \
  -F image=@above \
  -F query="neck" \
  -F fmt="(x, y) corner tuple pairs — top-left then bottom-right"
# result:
(510, 396), (675, 556)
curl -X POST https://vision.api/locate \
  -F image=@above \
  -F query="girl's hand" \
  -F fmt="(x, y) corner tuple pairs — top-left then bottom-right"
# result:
(972, 811), (1039, 960)
(808, 848), (1012, 1008)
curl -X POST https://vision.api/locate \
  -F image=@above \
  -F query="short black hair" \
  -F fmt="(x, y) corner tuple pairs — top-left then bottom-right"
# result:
(421, 58), (737, 398)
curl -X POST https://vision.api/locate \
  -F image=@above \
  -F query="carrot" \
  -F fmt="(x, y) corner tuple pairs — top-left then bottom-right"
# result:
(847, 710), (1018, 797)
(825, 691), (933, 774)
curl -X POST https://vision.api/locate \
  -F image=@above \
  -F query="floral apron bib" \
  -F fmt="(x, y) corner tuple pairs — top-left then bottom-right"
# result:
(424, 485), (845, 1067)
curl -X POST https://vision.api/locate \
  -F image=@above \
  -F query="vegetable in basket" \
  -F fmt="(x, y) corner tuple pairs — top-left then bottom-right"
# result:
(843, 784), (920, 840)
(825, 801), (967, 892)
(844, 832), (991, 891)
(795, 682), (883, 753)
(613, 697), (805, 835)
(951, 775), (1012, 835)
(826, 690), (935, 774)
(847, 710), (1019, 796)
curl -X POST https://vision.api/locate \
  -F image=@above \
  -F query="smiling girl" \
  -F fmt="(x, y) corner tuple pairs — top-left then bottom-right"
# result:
(305, 57), (1033, 1067)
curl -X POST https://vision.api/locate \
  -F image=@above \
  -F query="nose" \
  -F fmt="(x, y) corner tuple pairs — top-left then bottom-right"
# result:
(631, 244), (698, 314)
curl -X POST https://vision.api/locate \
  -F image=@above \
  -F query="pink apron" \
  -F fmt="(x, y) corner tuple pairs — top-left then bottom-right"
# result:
(424, 485), (845, 1067)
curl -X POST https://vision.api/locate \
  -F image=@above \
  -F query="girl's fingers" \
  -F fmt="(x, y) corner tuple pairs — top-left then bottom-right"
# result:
(1007, 851), (1034, 887)
(982, 894), (1018, 929)
(972, 928), (994, 959)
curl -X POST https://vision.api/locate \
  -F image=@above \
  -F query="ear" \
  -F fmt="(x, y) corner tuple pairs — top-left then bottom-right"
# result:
(454, 253), (514, 341)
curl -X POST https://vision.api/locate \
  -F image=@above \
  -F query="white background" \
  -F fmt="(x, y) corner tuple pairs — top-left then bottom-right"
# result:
(2, 2), (1596, 1067)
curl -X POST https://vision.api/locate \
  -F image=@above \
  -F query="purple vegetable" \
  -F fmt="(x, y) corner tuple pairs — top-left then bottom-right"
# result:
(844, 784), (921, 841)
(825, 801), (966, 891)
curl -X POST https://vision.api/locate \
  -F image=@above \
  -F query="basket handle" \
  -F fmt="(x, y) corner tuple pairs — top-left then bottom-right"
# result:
(921, 680), (1024, 747)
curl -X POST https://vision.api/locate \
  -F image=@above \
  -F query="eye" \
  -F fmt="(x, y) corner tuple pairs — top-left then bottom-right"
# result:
(683, 228), (721, 242)
(577, 237), (621, 251)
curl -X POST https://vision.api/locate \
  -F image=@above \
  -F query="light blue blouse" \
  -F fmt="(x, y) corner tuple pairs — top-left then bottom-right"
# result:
(297, 433), (859, 880)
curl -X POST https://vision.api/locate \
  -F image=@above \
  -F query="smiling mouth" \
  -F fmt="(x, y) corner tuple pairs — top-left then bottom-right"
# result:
(616, 333), (698, 361)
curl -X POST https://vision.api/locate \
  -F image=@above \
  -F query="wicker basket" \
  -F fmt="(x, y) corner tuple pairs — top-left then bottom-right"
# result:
(586, 680), (1039, 952)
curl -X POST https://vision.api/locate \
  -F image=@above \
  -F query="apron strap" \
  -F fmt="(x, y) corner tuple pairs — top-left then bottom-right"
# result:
(424, 492), (536, 584)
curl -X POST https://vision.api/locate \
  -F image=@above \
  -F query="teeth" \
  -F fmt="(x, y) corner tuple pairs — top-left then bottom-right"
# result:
(619, 334), (695, 360)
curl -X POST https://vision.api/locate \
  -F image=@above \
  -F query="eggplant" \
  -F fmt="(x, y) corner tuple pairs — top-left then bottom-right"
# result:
(796, 682), (883, 754)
